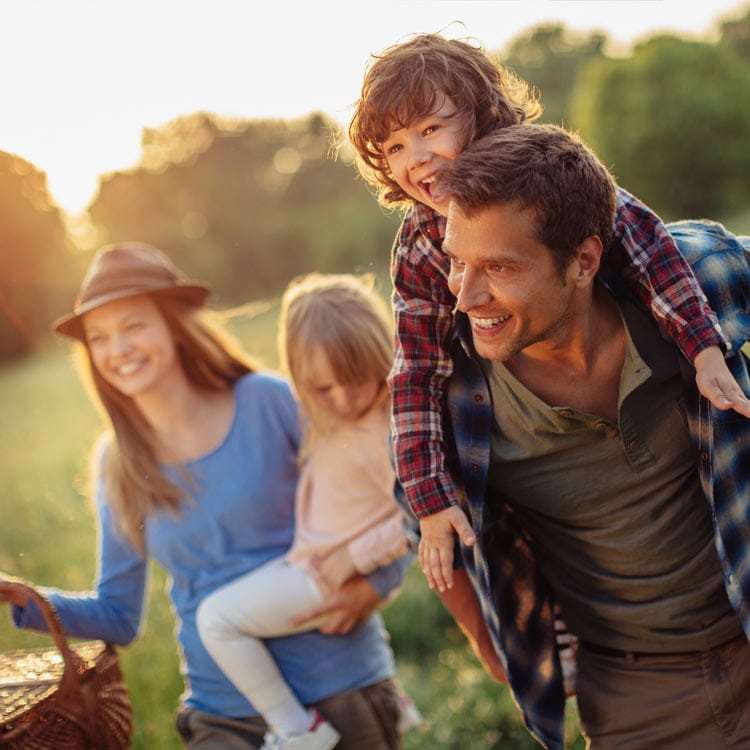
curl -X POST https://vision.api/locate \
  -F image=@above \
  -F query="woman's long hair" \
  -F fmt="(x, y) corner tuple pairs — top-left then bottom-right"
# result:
(78, 297), (255, 553)
(278, 273), (393, 459)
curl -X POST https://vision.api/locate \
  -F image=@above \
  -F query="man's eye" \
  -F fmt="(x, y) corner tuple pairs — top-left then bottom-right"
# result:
(488, 264), (505, 273)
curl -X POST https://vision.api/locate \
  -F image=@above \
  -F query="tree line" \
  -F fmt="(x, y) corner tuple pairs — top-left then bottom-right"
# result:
(2, 6), (749, 360)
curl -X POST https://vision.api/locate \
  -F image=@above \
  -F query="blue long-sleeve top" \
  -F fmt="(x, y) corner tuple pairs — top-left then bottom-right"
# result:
(14, 372), (409, 717)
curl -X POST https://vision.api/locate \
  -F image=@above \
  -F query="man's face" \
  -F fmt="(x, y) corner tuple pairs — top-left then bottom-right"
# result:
(381, 93), (466, 216)
(445, 201), (578, 363)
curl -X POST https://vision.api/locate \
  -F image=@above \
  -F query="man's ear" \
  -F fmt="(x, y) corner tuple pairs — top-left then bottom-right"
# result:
(569, 236), (604, 288)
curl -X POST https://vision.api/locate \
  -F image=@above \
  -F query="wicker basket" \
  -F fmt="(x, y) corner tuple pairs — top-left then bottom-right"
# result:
(0, 579), (132, 749)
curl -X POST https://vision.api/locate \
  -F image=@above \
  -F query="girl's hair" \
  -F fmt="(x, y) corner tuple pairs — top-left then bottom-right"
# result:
(278, 273), (393, 455)
(78, 296), (255, 553)
(348, 33), (542, 206)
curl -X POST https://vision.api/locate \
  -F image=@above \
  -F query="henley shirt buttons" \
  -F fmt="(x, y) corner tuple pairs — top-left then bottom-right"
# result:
(474, 394), (484, 403)
(471, 464), (481, 473)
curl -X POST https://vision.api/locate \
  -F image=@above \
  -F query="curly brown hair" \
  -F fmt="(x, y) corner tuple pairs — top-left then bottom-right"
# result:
(348, 33), (542, 206)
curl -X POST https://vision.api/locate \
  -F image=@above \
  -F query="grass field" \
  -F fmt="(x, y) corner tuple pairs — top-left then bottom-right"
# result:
(0, 300), (584, 749)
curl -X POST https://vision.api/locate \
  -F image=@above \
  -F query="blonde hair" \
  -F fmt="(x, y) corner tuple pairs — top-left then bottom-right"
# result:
(78, 297), (255, 553)
(278, 273), (393, 455)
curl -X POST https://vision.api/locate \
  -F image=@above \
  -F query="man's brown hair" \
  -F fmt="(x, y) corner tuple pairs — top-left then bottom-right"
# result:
(440, 123), (617, 271)
(348, 34), (541, 206)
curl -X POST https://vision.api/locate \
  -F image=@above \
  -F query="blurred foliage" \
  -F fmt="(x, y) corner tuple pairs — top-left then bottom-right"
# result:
(499, 23), (607, 126)
(5, 10), (750, 365)
(570, 35), (750, 218)
(87, 112), (400, 307)
(0, 153), (83, 360)
(719, 4), (750, 59)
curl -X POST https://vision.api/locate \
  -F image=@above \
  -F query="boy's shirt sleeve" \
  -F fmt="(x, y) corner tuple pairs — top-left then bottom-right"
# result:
(389, 206), (463, 519)
(606, 187), (728, 358)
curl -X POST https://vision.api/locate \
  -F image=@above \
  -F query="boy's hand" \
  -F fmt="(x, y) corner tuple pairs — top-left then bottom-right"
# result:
(694, 346), (750, 417)
(419, 506), (475, 592)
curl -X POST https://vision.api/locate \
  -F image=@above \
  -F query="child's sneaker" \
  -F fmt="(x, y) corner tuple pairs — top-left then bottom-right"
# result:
(261, 709), (340, 750)
(396, 692), (423, 734)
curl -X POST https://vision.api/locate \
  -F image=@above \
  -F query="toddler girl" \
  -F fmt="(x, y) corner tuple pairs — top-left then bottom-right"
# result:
(197, 273), (412, 750)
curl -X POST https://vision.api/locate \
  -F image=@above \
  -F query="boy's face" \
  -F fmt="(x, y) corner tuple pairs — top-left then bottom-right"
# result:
(381, 94), (466, 216)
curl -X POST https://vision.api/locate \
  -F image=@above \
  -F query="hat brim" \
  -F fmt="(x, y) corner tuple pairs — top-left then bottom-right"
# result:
(53, 283), (210, 341)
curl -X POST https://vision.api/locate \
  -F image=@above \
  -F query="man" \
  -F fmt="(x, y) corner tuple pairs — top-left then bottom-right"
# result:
(429, 123), (750, 749)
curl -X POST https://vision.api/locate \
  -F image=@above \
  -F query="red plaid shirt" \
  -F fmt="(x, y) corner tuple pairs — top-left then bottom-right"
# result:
(390, 187), (727, 519)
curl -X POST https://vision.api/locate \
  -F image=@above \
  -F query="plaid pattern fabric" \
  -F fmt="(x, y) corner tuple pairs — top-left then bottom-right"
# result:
(390, 187), (728, 520)
(445, 221), (750, 748)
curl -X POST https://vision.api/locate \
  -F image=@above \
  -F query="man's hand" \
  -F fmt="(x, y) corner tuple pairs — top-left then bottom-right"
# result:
(288, 575), (381, 635)
(419, 506), (476, 592)
(695, 346), (750, 417)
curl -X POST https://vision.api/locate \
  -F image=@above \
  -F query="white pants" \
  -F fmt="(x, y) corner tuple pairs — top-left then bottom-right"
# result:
(196, 557), (327, 730)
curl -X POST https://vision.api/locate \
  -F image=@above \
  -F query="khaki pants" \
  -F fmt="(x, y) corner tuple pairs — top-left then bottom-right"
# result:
(175, 678), (401, 750)
(577, 634), (750, 749)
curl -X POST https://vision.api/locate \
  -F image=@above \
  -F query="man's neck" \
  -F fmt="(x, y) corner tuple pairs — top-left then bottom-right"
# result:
(503, 288), (627, 421)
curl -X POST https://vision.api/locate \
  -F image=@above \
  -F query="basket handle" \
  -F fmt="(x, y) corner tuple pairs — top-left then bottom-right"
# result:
(0, 577), (84, 680)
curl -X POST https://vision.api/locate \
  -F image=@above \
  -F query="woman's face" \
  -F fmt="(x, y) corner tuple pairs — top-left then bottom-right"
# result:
(83, 294), (181, 399)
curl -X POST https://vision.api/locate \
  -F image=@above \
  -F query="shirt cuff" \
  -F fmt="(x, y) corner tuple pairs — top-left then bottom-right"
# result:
(404, 472), (461, 519)
(678, 316), (730, 361)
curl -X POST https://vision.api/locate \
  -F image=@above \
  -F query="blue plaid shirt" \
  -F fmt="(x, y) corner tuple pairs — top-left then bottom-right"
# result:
(445, 221), (750, 748)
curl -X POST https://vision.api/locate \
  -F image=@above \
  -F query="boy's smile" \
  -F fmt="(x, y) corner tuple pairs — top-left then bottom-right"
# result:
(381, 94), (466, 216)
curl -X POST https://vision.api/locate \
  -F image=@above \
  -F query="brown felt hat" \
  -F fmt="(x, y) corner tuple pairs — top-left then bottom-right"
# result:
(53, 242), (211, 341)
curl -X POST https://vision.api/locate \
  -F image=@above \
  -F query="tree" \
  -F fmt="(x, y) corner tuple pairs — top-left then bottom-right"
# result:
(87, 112), (399, 306)
(571, 35), (750, 218)
(500, 24), (607, 126)
(719, 5), (750, 60)
(0, 153), (77, 359)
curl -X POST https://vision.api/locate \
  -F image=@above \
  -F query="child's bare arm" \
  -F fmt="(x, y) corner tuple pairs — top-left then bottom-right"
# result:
(438, 567), (507, 683)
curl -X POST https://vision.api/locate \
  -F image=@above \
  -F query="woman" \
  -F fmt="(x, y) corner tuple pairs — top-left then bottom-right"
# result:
(0, 242), (408, 749)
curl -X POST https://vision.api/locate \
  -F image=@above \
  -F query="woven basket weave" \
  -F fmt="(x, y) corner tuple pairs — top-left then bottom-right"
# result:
(0, 579), (132, 749)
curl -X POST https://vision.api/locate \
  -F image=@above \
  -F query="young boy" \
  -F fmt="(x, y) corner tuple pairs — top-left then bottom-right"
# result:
(348, 33), (750, 596)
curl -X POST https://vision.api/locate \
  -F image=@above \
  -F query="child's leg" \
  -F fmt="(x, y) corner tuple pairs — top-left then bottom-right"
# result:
(196, 557), (326, 737)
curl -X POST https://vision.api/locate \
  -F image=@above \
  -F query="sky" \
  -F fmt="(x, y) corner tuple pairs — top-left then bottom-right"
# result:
(3, 0), (746, 214)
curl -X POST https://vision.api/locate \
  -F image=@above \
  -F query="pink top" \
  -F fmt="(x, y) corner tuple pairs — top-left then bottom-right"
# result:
(286, 403), (408, 593)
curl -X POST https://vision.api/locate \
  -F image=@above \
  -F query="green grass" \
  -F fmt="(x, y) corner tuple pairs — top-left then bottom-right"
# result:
(0, 306), (584, 749)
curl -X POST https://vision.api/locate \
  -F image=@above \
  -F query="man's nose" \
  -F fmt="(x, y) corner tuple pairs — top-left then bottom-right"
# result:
(456, 269), (491, 312)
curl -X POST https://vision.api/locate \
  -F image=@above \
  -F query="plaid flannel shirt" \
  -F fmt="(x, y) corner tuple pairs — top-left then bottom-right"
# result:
(390, 187), (727, 519)
(445, 220), (750, 748)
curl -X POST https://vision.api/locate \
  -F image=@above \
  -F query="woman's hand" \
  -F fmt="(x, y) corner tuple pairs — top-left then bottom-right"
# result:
(289, 576), (381, 635)
(0, 580), (30, 608)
